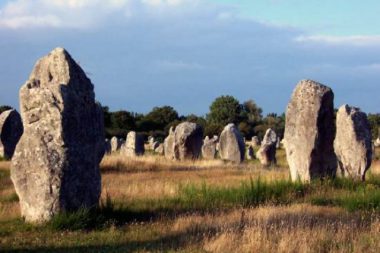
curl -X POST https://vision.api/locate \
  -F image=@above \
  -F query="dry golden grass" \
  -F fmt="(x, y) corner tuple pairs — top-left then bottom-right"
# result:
(202, 207), (380, 253)
(173, 204), (380, 253)
(1, 148), (380, 252)
(100, 152), (289, 201)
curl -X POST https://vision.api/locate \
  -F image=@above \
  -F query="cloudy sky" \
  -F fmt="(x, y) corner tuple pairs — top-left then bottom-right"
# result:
(0, 0), (379, 115)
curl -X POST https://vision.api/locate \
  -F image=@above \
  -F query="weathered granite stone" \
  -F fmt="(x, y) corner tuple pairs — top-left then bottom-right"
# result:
(11, 48), (104, 223)
(334, 105), (372, 180)
(124, 131), (144, 157)
(251, 136), (260, 147)
(374, 138), (380, 148)
(174, 122), (203, 160)
(0, 109), (23, 159)
(154, 143), (164, 155)
(219, 123), (245, 163)
(110, 136), (122, 152)
(164, 127), (176, 160)
(147, 136), (155, 150)
(246, 145), (254, 160)
(284, 80), (336, 182)
(202, 136), (218, 160)
(257, 128), (277, 166)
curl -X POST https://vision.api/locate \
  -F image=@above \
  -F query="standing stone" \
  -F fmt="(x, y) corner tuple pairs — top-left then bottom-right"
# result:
(164, 126), (176, 160)
(246, 145), (254, 160)
(202, 136), (218, 160)
(148, 136), (155, 150)
(11, 48), (104, 223)
(374, 138), (380, 148)
(219, 123), (245, 163)
(257, 129), (277, 166)
(251, 136), (260, 147)
(110, 136), (122, 152)
(174, 122), (203, 160)
(284, 80), (336, 182)
(334, 105), (372, 180)
(0, 109), (23, 159)
(124, 131), (145, 157)
(154, 143), (164, 155)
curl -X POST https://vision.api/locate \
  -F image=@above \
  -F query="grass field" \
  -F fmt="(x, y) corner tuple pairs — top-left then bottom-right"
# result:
(1, 148), (380, 252)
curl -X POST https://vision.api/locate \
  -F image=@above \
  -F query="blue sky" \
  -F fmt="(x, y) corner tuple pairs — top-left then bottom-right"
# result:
(211, 0), (380, 36)
(0, 0), (379, 115)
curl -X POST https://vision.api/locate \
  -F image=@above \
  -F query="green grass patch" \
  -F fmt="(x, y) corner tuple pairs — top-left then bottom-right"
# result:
(178, 178), (308, 209)
(0, 192), (19, 203)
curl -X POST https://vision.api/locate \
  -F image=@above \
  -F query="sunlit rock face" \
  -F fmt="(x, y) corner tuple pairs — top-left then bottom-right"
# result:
(284, 80), (336, 182)
(219, 123), (245, 164)
(11, 48), (104, 223)
(334, 104), (372, 181)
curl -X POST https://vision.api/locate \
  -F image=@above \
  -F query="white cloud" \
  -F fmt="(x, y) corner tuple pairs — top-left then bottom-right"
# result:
(0, 14), (61, 29)
(295, 35), (380, 47)
(0, 0), (195, 29)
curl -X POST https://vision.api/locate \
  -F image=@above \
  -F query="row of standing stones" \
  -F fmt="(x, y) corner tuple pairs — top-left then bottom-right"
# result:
(0, 48), (375, 223)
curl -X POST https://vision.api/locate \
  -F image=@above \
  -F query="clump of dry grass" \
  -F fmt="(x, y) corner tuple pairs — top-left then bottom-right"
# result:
(100, 153), (289, 201)
(170, 204), (380, 253)
(101, 152), (236, 172)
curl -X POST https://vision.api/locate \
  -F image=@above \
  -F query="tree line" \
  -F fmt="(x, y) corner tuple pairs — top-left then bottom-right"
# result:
(1, 96), (379, 142)
(103, 95), (285, 142)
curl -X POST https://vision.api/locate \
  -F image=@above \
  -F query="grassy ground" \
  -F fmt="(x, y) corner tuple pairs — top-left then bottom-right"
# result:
(1, 148), (380, 252)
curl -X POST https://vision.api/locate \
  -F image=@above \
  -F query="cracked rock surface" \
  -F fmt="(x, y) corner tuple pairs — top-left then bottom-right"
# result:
(11, 48), (105, 223)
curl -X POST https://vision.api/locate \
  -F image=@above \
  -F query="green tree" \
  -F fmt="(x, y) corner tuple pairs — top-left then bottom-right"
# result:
(102, 106), (112, 129)
(368, 113), (380, 139)
(240, 100), (263, 124)
(185, 114), (207, 131)
(207, 95), (241, 128)
(254, 113), (285, 140)
(143, 106), (179, 131)
(238, 100), (263, 138)
(111, 110), (136, 131)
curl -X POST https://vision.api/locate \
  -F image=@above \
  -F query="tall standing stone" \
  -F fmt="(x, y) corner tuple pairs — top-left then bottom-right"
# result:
(111, 136), (124, 152)
(374, 138), (380, 148)
(219, 123), (245, 163)
(164, 126), (176, 160)
(251, 136), (260, 147)
(0, 109), (23, 159)
(124, 131), (145, 157)
(257, 128), (277, 166)
(202, 136), (218, 160)
(334, 105), (372, 180)
(174, 122), (203, 160)
(284, 80), (336, 182)
(110, 136), (122, 152)
(11, 48), (104, 222)
(154, 143), (164, 155)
